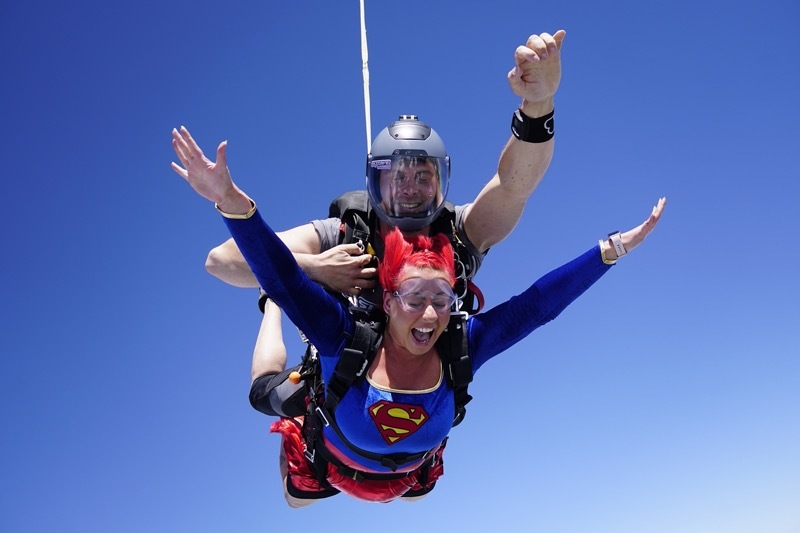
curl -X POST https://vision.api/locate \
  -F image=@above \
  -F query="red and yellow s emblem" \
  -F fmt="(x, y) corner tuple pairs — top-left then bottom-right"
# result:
(369, 400), (429, 445)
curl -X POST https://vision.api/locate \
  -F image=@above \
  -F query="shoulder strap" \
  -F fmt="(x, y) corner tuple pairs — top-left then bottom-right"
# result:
(428, 202), (484, 314)
(436, 314), (473, 427)
(428, 200), (457, 236)
(328, 190), (372, 247)
(324, 319), (384, 413)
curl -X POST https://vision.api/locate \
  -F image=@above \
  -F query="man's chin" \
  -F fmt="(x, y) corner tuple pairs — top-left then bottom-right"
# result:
(393, 205), (431, 217)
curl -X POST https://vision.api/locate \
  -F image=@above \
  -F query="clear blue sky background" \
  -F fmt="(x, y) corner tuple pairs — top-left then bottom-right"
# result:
(2, 1), (798, 532)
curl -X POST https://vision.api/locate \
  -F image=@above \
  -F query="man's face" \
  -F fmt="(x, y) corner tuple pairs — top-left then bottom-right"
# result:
(378, 158), (439, 217)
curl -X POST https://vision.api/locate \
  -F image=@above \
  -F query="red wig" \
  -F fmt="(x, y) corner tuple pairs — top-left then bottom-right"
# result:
(378, 227), (456, 293)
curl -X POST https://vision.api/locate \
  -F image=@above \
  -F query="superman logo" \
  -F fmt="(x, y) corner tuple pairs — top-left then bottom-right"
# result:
(369, 400), (429, 445)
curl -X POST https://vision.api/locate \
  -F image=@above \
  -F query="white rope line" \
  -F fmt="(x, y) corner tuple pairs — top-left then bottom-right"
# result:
(359, 0), (371, 153)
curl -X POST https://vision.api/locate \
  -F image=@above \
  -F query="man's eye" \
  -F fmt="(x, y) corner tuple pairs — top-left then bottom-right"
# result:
(415, 173), (432, 184)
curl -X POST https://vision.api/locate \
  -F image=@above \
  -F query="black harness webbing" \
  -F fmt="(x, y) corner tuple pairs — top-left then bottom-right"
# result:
(436, 314), (473, 427)
(306, 432), (438, 483)
(323, 319), (383, 413)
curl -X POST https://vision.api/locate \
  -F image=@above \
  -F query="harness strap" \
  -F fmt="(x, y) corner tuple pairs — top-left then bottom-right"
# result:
(466, 280), (485, 314)
(314, 438), (430, 482)
(438, 314), (474, 427)
(315, 404), (432, 471)
(324, 320), (383, 412)
(342, 211), (371, 251)
(300, 405), (336, 490)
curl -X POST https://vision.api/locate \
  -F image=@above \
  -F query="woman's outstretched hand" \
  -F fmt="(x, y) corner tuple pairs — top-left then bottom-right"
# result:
(171, 126), (252, 214)
(605, 197), (667, 260)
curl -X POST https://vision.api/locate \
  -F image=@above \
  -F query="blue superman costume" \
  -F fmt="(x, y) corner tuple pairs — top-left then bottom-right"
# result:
(223, 209), (612, 502)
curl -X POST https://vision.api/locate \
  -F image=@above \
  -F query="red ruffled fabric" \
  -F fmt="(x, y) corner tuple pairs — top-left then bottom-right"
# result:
(271, 417), (444, 503)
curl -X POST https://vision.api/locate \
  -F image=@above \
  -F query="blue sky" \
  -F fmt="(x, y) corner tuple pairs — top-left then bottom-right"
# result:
(2, 1), (799, 532)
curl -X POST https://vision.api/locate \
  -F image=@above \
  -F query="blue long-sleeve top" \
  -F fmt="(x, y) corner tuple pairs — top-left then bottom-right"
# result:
(223, 210), (612, 472)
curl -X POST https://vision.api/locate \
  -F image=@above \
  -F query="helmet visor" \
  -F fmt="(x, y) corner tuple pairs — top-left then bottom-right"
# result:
(367, 154), (450, 223)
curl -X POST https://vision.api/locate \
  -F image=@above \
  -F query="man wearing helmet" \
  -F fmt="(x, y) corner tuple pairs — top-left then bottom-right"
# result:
(206, 30), (566, 300)
(366, 116), (450, 231)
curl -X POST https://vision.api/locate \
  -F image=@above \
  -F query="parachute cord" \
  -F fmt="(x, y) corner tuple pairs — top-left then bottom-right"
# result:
(360, 0), (371, 154)
(347, 2), (372, 311)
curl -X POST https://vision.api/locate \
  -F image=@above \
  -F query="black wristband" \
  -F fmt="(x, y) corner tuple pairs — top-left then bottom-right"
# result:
(511, 108), (555, 143)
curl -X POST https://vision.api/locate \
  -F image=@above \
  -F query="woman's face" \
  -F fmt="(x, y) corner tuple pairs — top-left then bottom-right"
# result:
(383, 266), (455, 356)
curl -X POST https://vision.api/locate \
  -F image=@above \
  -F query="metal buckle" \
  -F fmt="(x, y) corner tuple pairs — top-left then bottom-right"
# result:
(315, 406), (330, 427)
(304, 447), (316, 463)
(449, 310), (469, 321)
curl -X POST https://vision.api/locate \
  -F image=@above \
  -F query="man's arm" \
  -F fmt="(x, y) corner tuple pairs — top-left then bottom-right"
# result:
(206, 223), (322, 288)
(206, 224), (377, 294)
(463, 30), (566, 253)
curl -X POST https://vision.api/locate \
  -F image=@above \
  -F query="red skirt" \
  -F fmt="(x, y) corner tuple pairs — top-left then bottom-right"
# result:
(271, 417), (445, 503)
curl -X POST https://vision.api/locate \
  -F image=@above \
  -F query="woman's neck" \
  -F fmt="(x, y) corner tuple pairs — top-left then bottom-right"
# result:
(370, 331), (440, 390)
